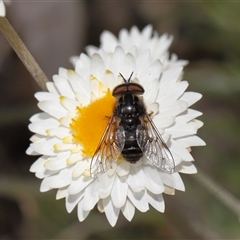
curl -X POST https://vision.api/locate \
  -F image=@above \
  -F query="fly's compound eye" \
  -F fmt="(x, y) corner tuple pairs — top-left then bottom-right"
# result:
(112, 83), (145, 97)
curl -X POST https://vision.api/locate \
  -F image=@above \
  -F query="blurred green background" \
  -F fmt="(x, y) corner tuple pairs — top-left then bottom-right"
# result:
(0, 1), (240, 239)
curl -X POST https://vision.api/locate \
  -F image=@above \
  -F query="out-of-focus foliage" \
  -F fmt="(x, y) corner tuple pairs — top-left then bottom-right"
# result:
(0, 1), (239, 239)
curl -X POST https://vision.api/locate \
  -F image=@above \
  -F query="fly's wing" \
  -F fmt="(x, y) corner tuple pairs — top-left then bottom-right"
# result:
(137, 114), (175, 174)
(90, 116), (125, 178)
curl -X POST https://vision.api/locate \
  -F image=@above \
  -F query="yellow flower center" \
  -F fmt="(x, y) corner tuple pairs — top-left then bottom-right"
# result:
(70, 90), (115, 156)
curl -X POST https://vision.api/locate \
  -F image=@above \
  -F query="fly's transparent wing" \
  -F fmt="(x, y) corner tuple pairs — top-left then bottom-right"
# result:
(137, 114), (175, 174)
(90, 116), (125, 178)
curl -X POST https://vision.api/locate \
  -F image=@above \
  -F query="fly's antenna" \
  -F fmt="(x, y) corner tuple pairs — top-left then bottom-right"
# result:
(128, 72), (134, 82)
(119, 72), (134, 83)
(119, 73), (127, 82)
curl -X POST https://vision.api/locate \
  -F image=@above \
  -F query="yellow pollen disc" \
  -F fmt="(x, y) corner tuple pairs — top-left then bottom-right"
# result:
(70, 90), (115, 157)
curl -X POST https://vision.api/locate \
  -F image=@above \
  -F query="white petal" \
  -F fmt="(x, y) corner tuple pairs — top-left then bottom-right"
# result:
(170, 139), (194, 162)
(160, 100), (188, 117)
(143, 165), (165, 194)
(177, 162), (197, 174)
(110, 46), (125, 80)
(38, 100), (68, 119)
(52, 75), (75, 99)
(121, 53), (136, 78)
(67, 152), (83, 165)
(160, 81), (189, 103)
(40, 176), (54, 192)
(60, 96), (78, 113)
(164, 185), (175, 195)
(66, 190), (84, 213)
(165, 122), (197, 138)
(46, 82), (60, 94)
(128, 45), (138, 58)
(98, 49), (110, 66)
(29, 155), (48, 173)
(97, 199), (104, 213)
(44, 152), (70, 171)
(176, 135), (206, 148)
(74, 87), (91, 107)
(75, 53), (91, 80)
(30, 156), (56, 179)
(176, 109), (202, 123)
(51, 142), (75, 152)
(58, 67), (68, 78)
(56, 186), (68, 200)
(85, 45), (98, 56)
(82, 179), (99, 211)
(91, 53), (105, 81)
(143, 78), (159, 105)
(72, 160), (89, 178)
(29, 133), (45, 143)
(35, 92), (59, 102)
(126, 165), (145, 192)
(47, 127), (71, 139)
(67, 71), (91, 106)
(140, 60), (162, 87)
(180, 92), (202, 107)
(100, 30), (118, 53)
(35, 168), (55, 179)
(119, 28), (129, 45)
(28, 118), (60, 136)
(98, 173), (115, 198)
(166, 53), (188, 69)
(100, 71), (116, 90)
(77, 199), (90, 222)
(30, 137), (59, 156)
(0, 0), (6, 17)
(146, 191), (165, 212)
(128, 26), (139, 39)
(54, 141), (76, 152)
(30, 112), (51, 123)
(127, 188), (149, 212)
(190, 119), (204, 129)
(59, 114), (73, 127)
(121, 199), (135, 222)
(159, 172), (185, 191)
(154, 34), (173, 60)
(102, 196), (120, 227)
(160, 67), (183, 87)
(146, 102), (159, 115)
(49, 167), (73, 188)
(107, 165), (117, 178)
(116, 160), (130, 176)
(153, 114), (175, 129)
(68, 175), (93, 195)
(136, 50), (151, 77)
(141, 25), (153, 41)
(111, 175), (128, 208)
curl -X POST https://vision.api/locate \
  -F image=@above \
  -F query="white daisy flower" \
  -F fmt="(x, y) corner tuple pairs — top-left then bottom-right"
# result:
(0, 0), (10, 17)
(0, 0), (6, 17)
(27, 25), (205, 226)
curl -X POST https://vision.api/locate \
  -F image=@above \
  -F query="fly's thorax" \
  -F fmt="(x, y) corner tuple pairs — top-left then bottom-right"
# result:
(114, 94), (145, 125)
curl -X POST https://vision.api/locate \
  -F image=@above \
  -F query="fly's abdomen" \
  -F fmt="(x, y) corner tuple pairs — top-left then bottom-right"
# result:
(121, 129), (143, 163)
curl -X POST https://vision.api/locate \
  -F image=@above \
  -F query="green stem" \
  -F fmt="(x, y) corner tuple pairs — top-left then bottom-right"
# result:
(194, 168), (240, 219)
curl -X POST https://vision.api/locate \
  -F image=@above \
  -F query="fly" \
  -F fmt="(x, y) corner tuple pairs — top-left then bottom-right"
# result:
(90, 72), (175, 178)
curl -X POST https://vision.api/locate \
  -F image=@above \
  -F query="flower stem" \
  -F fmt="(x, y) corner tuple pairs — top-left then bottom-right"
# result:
(0, 17), (49, 90)
(194, 168), (240, 220)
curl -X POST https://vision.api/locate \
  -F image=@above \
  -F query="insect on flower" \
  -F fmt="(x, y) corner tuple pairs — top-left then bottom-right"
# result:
(90, 72), (175, 178)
